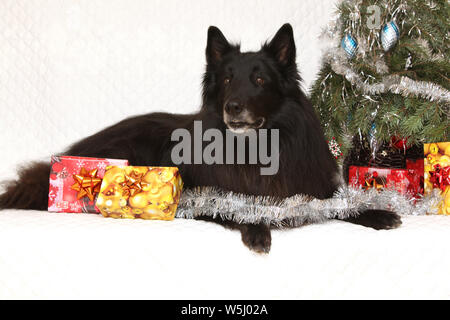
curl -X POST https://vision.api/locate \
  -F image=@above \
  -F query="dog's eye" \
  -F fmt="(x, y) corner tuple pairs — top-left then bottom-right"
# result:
(224, 77), (231, 85)
(256, 77), (264, 86)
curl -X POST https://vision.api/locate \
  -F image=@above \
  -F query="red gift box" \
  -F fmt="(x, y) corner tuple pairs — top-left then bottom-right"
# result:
(349, 159), (424, 197)
(48, 155), (129, 213)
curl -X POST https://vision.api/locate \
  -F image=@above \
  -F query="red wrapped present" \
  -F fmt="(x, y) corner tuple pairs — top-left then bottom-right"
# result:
(349, 160), (423, 197)
(406, 159), (424, 196)
(48, 155), (129, 213)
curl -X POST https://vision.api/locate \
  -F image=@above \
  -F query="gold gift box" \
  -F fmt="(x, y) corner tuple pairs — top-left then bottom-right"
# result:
(96, 166), (183, 220)
(424, 142), (450, 215)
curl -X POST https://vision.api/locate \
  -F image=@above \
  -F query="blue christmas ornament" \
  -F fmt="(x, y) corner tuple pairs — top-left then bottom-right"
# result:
(369, 122), (377, 136)
(380, 21), (400, 51)
(341, 34), (358, 59)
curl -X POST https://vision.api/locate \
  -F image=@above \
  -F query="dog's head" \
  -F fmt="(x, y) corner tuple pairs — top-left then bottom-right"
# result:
(203, 24), (300, 133)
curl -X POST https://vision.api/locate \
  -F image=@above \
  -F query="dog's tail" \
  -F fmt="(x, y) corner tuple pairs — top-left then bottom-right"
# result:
(0, 162), (50, 210)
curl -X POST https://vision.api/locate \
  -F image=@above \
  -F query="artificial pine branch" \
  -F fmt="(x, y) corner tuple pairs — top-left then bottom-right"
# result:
(310, 0), (449, 160)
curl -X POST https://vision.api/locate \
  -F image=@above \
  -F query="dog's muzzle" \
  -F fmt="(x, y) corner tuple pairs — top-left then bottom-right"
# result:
(223, 101), (265, 133)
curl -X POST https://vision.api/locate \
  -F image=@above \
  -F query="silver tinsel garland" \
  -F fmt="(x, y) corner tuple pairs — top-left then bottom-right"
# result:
(175, 186), (441, 227)
(324, 48), (450, 104)
(319, 0), (450, 106)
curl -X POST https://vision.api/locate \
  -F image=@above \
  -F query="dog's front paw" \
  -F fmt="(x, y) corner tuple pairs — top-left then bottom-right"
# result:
(241, 224), (271, 254)
(345, 209), (402, 230)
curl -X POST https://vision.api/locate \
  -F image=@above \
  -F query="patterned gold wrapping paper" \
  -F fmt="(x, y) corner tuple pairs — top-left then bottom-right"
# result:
(96, 166), (183, 220)
(424, 142), (450, 215)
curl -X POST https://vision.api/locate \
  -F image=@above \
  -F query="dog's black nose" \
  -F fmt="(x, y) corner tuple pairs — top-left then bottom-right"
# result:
(225, 101), (243, 116)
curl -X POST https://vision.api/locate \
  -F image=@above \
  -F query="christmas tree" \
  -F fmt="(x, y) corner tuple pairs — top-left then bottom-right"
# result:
(310, 0), (449, 166)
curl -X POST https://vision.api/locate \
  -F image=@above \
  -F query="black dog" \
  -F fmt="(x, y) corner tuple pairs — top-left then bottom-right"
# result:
(0, 24), (401, 253)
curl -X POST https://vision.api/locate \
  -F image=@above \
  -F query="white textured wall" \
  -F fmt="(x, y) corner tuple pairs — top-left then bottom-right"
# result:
(0, 0), (337, 180)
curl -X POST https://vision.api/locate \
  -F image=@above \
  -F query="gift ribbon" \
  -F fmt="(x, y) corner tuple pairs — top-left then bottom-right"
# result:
(429, 164), (450, 192)
(71, 167), (102, 201)
(364, 171), (385, 191)
(120, 171), (148, 197)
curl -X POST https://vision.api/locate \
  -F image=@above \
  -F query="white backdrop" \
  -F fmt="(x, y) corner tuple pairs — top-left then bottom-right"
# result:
(0, 0), (337, 180)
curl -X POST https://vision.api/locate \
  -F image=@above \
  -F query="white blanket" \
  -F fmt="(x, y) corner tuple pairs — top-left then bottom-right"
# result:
(1, 210), (449, 299)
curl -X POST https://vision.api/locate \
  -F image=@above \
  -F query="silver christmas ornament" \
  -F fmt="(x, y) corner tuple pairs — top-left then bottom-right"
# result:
(381, 21), (400, 51)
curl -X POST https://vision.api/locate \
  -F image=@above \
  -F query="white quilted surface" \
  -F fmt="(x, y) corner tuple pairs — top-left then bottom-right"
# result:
(0, 210), (449, 299)
(0, 0), (336, 178)
(1, 0), (450, 299)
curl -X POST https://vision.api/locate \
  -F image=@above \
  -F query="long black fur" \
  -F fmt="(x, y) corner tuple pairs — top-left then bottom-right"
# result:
(0, 24), (401, 253)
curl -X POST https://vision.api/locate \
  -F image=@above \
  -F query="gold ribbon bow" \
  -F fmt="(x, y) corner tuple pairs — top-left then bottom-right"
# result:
(71, 167), (102, 201)
(120, 171), (148, 197)
(364, 171), (385, 191)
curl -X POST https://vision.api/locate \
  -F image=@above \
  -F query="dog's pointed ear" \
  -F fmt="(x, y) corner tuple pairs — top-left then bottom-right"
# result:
(206, 26), (231, 65)
(265, 24), (296, 66)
